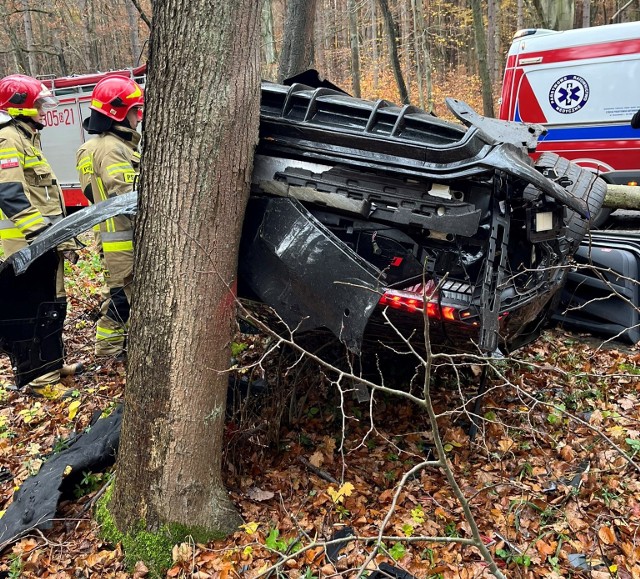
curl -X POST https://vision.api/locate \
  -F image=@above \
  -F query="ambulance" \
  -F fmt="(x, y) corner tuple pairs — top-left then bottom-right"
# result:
(37, 65), (146, 211)
(499, 21), (640, 190)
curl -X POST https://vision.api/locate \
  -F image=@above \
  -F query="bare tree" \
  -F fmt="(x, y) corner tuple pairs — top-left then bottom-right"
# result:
(347, 0), (361, 97)
(277, 0), (318, 82)
(470, 0), (494, 117)
(125, 0), (142, 64)
(109, 0), (261, 548)
(377, 0), (409, 104)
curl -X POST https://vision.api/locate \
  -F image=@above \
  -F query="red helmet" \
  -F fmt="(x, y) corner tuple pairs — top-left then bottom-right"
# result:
(90, 76), (144, 122)
(0, 74), (57, 117)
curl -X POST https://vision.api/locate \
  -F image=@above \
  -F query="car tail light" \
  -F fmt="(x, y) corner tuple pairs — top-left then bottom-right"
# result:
(378, 287), (509, 327)
(378, 287), (460, 321)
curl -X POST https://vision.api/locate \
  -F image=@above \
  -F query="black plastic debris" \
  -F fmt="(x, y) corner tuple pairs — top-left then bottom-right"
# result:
(0, 405), (122, 551)
(369, 561), (417, 579)
(325, 526), (356, 563)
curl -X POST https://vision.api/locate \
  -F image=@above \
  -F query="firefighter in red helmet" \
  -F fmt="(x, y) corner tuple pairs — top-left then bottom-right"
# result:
(79, 75), (143, 359)
(0, 74), (82, 398)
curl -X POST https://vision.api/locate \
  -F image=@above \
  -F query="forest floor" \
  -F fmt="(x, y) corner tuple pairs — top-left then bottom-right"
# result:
(0, 237), (640, 579)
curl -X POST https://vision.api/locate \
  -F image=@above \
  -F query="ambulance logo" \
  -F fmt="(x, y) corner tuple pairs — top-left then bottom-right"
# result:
(549, 75), (589, 114)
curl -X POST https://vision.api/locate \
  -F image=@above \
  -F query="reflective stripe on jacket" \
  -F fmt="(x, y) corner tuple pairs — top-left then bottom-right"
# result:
(0, 119), (65, 241)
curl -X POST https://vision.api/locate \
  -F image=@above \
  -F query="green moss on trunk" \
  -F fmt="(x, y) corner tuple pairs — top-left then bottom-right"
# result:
(95, 483), (228, 578)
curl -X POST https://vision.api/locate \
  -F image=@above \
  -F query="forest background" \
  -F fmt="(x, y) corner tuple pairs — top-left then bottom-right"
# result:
(2, 0), (639, 122)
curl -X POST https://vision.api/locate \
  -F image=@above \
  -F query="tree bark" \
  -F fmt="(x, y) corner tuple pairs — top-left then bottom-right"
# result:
(470, 0), (494, 117)
(125, 0), (142, 65)
(277, 0), (318, 82)
(370, 0), (379, 92)
(347, 0), (361, 97)
(537, 0), (576, 30)
(111, 0), (260, 536)
(377, 0), (409, 104)
(410, 0), (424, 108)
(261, 0), (277, 78)
(604, 184), (640, 209)
(20, 0), (37, 75)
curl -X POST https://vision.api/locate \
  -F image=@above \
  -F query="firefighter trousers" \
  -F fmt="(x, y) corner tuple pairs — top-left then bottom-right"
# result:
(96, 245), (132, 357)
(2, 237), (66, 386)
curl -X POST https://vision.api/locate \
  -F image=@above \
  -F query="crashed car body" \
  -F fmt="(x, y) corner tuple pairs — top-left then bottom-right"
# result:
(0, 80), (607, 386)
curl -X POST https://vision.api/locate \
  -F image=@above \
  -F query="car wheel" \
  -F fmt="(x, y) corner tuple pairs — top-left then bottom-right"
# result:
(534, 152), (607, 253)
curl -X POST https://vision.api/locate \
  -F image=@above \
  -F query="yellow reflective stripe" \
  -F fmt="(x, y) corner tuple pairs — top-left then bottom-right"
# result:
(0, 148), (24, 161)
(106, 163), (132, 174)
(0, 228), (24, 239)
(103, 240), (133, 252)
(23, 157), (46, 168)
(76, 156), (93, 174)
(96, 326), (125, 340)
(15, 213), (45, 232)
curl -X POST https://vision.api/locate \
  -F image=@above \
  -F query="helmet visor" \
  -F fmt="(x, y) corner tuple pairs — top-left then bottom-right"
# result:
(35, 94), (58, 111)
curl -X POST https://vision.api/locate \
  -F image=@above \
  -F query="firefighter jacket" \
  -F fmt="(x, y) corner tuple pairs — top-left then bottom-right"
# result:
(90, 126), (141, 259)
(0, 118), (65, 248)
(75, 137), (99, 204)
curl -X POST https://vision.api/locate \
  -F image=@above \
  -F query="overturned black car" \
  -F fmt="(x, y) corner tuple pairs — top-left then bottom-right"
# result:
(0, 78), (612, 386)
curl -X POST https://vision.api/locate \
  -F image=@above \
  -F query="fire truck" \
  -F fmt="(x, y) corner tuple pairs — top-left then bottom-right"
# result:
(499, 20), (640, 188)
(38, 65), (146, 211)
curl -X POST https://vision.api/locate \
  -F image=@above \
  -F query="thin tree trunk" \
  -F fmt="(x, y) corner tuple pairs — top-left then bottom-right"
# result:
(277, 0), (318, 82)
(20, 0), (37, 75)
(410, 0), (424, 108)
(377, 0), (409, 104)
(400, 0), (411, 93)
(261, 0), (277, 78)
(111, 0), (260, 538)
(517, 0), (524, 29)
(581, 0), (590, 25)
(487, 0), (496, 84)
(347, 0), (361, 97)
(125, 0), (142, 64)
(470, 0), (494, 117)
(371, 0), (379, 92)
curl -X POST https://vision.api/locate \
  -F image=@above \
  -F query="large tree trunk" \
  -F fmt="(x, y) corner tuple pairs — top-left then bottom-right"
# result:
(111, 0), (260, 537)
(377, 0), (409, 104)
(470, 0), (494, 117)
(277, 0), (318, 82)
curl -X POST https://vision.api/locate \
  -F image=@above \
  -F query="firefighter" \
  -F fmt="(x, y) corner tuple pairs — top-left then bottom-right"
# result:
(0, 74), (82, 399)
(76, 118), (112, 339)
(82, 76), (143, 358)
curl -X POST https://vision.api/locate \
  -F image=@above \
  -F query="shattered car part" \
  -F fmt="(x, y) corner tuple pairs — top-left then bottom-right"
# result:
(0, 405), (122, 550)
(239, 196), (383, 354)
(254, 81), (605, 353)
(0, 80), (611, 384)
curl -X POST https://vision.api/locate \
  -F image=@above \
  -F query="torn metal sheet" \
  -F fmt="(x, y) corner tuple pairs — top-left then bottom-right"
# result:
(239, 197), (383, 354)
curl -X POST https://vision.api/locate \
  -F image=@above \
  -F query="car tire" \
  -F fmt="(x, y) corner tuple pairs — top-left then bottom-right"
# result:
(534, 152), (607, 253)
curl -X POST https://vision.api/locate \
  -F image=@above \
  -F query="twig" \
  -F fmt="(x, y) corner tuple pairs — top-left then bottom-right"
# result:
(297, 456), (338, 484)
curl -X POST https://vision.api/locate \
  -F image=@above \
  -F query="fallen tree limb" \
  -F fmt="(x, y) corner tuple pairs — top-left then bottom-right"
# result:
(604, 184), (640, 210)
